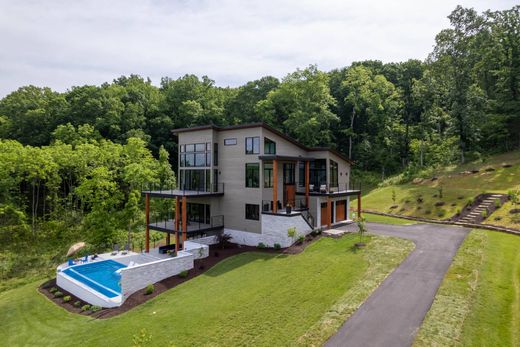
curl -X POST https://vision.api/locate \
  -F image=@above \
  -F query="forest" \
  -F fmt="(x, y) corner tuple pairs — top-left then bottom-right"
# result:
(0, 6), (519, 286)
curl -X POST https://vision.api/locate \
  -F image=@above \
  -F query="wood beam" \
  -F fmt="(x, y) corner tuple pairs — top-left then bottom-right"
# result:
(182, 196), (187, 248)
(175, 196), (180, 252)
(327, 197), (332, 229)
(305, 160), (310, 208)
(145, 193), (150, 253)
(273, 159), (278, 213)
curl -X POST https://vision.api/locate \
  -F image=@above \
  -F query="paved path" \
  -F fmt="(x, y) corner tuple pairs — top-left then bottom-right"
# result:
(325, 222), (469, 347)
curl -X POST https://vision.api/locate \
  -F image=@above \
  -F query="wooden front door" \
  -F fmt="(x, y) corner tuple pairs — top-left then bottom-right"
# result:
(284, 184), (296, 207)
(321, 202), (328, 226)
(336, 200), (346, 222)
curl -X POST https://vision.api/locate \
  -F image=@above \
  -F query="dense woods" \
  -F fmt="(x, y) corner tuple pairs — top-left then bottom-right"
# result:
(0, 5), (519, 285)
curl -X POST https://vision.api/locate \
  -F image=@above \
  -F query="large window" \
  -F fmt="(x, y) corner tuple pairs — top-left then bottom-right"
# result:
(264, 137), (276, 154)
(245, 163), (260, 188)
(310, 159), (327, 189)
(245, 137), (260, 154)
(264, 162), (273, 188)
(330, 160), (338, 188)
(179, 169), (206, 191)
(180, 142), (211, 168)
(283, 163), (295, 184)
(298, 161), (305, 187)
(187, 203), (210, 224)
(245, 204), (260, 221)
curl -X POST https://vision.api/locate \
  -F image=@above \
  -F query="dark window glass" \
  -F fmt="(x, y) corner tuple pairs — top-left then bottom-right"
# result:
(330, 160), (339, 188)
(245, 204), (260, 221)
(309, 159), (327, 189)
(264, 138), (276, 154)
(264, 163), (273, 188)
(181, 169), (205, 191)
(245, 137), (260, 154)
(180, 154), (186, 167)
(185, 153), (195, 167)
(206, 152), (211, 166)
(186, 144), (195, 152)
(283, 163), (295, 184)
(180, 144), (185, 153)
(245, 163), (260, 188)
(205, 169), (211, 192)
(298, 161), (305, 187)
(214, 143), (218, 166)
(224, 138), (237, 146)
(195, 153), (206, 167)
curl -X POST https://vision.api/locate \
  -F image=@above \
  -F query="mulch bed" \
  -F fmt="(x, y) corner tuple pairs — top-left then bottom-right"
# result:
(39, 235), (321, 319)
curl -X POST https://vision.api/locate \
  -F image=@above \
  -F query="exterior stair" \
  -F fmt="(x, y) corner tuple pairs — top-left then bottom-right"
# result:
(459, 194), (505, 224)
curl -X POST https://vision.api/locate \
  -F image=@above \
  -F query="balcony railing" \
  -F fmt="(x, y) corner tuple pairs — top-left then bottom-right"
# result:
(296, 181), (361, 194)
(262, 197), (308, 213)
(142, 183), (224, 196)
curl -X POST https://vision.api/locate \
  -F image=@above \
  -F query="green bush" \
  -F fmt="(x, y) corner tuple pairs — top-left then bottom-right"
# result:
(495, 199), (502, 208)
(287, 227), (296, 239)
(62, 295), (71, 303)
(296, 235), (305, 244)
(416, 195), (424, 204)
(273, 243), (281, 250)
(481, 210), (488, 218)
(53, 291), (63, 298)
(179, 270), (189, 278)
(73, 300), (81, 307)
(49, 287), (58, 294)
(91, 305), (102, 312)
(257, 242), (266, 249)
(81, 304), (91, 311)
(467, 198), (474, 206)
(144, 284), (154, 295)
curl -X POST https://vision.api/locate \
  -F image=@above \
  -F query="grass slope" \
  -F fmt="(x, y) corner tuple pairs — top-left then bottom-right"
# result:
(362, 150), (520, 220)
(414, 229), (520, 346)
(0, 234), (412, 347)
(362, 212), (417, 225)
(484, 201), (520, 229)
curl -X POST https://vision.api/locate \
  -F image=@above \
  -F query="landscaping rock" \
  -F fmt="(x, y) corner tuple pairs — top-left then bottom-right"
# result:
(484, 166), (495, 172)
(435, 201), (445, 207)
(412, 177), (423, 184)
(502, 163), (512, 168)
(431, 177), (438, 181)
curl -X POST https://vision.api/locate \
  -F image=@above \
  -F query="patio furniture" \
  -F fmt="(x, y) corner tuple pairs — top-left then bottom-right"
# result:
(320, 184), (327, 193)
(309, 184), (314, 192)
(158, 244), (176, 254)
(121, 243), (130, 255)
(82, 255), (88, 263)
(67, 259), (75, 266)
(111, 244), (120, 256)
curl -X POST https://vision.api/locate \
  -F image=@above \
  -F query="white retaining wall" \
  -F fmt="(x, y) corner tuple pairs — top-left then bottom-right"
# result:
(120, 251), (193, 301)
(225, 213), (312, 248)
(183, 241), (210, 259)
(188, 235), (218, 246)
(57, 271), (122, 308)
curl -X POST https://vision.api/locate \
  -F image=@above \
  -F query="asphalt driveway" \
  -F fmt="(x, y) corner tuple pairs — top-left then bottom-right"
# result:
(325, 222), (470, 347)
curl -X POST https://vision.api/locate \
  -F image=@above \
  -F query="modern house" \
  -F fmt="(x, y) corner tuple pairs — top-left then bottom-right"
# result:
(142, 123), (361, 251)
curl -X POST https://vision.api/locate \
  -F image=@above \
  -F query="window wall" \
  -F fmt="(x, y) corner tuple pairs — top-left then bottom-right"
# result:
(245, 163), (260, 188)
(180, 142), (211, 167)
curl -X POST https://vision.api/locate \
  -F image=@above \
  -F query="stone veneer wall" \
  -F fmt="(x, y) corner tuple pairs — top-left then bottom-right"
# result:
(120, 251), (193, 301)
(225, 213), (312, 248)
(183, 241), (210, 259)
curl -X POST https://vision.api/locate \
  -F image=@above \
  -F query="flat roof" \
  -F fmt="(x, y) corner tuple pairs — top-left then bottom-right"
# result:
(172, 122), (353, 164)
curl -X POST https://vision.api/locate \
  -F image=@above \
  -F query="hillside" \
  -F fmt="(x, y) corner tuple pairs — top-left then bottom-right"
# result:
(362, 150), (520, 226)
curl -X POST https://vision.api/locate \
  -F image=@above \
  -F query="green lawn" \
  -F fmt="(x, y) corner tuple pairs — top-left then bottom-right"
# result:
(0, 234), (413, 347)
(362, 212), (417, 225)
(363, 150), (520, 220)
(414, 229), (520, 346)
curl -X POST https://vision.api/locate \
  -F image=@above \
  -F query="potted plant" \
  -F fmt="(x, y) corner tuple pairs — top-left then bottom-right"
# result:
(286, 203), (292, 214)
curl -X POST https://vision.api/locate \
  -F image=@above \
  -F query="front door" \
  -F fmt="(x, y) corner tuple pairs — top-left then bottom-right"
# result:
(284, 184), (296, 207)
(336, 200), (346, 222)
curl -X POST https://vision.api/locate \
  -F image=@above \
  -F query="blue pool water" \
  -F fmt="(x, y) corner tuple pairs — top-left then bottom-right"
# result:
(62, 260), (126, 298)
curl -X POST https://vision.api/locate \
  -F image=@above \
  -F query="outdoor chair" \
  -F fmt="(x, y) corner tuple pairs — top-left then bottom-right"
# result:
(111, 244), (120, 256)
(67, 259), (75, 266)
(320, 184), (327, 193)
(82, 255), (88, 263)
(121, 243), (130, 255)
(309, 184), (314, 192)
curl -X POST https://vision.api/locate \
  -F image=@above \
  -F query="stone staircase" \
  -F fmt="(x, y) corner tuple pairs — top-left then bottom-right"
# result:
(459, 194), (504, 224)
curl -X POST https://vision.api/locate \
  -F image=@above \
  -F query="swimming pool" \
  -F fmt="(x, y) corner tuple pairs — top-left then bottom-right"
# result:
(62, 260), (126, 298)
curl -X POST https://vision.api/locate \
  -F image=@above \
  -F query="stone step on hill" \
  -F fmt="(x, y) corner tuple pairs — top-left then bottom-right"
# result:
(458, 194), (507, 224)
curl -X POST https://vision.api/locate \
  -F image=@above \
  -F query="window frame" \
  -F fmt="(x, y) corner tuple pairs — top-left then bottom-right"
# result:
(264, 162), (273, 188)
(224, 138), (237, 146)
(264, 137), (276, 155)
(245, 136), (260, 155)
(245, 163), (260, 188)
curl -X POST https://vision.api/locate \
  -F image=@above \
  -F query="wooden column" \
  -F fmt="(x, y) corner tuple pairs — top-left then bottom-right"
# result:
(273, 159), (278, 213)
(327, 197), (332, 229)
(182, 196), (187, 248)
(145, 193), (150, 253)
(175, 196), (180, 252)
(305, 160), (310, 208)
(357, 192), (362, 218)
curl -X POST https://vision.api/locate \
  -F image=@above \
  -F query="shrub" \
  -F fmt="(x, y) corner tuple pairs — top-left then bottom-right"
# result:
(166, 250), (177, 257)
(416, 195), (424, 204)
(437, 210), (446, 217)
(53, 291), (63, 298)
(296, 235), (305, 244)
(405, 200), (410, 203)
(467, 198), (474, 206)
(391, 189), (396, 204)
(456, 208), (461, 216)
(216, 230), (232, 249)
(457, 196), (464, 200)
(451, 203), (457, 206)
(310, 230), (319, 237)
(144, 284), (154, 295)
(425, 210), (432, 215)
(273, 243), (281, 250)
(49, 287), (58, 294)
(62, 295), (71, 303)
(179, 270), (189, 278)
(438, 185), (443, 199)
(495, 199), (502, 208)
(434, 201), (445, 207)
(481, 210), (488, 218)
(73, 300), (81, 307)
(257, 242), (266, 249)
(390, 205), (398, 209)
(91, 305), (102, 312)
(287, 227), (296, 239)
(494, 216), (502, 221)
(81, 304), (91, 311)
